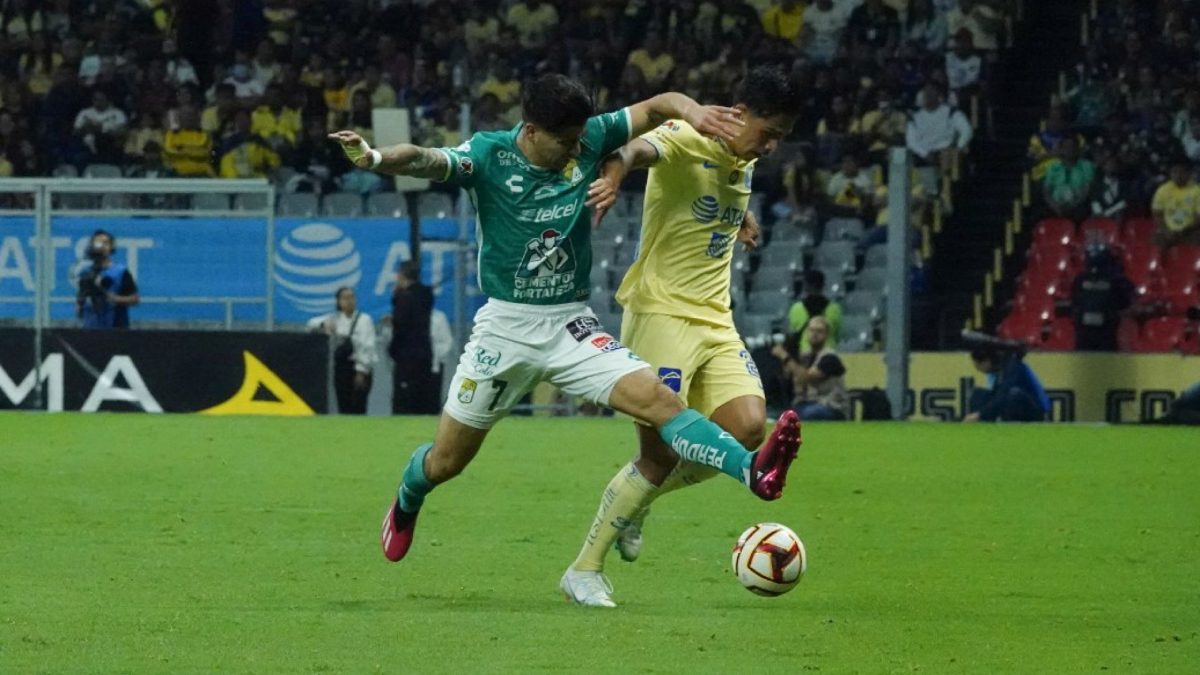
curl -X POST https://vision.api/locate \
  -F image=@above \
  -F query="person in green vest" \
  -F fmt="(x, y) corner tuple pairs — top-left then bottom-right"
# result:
(787, 269), (842, 352)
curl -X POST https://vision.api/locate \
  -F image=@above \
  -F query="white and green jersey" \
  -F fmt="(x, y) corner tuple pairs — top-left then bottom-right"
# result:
(436, 108), (632, 305)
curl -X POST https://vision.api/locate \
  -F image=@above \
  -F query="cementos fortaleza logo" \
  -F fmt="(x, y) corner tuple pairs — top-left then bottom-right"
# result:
(274, 223), (362, 313)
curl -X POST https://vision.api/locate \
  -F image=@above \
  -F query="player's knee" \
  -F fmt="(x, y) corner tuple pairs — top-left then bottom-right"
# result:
(728, 417), (766, 451)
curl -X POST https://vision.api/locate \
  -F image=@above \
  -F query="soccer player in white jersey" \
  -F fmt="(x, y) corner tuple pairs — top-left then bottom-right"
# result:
(562, 66), (805, 606)
(329, 75), (802, 606)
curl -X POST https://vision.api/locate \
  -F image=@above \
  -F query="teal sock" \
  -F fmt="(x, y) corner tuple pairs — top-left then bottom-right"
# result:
(658, 409), (752, 484)
(397, 443), (434, 514)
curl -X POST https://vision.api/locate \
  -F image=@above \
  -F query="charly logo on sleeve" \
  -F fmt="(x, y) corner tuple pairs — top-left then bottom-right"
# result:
(274, 223), (362, 313)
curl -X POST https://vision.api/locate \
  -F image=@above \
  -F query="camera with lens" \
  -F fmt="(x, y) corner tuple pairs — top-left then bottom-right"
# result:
(76, 243), (114, 314)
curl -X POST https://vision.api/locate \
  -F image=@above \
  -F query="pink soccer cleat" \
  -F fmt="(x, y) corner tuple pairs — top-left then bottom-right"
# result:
(380, 500), (419, 562)
(748, 410), (803, 500)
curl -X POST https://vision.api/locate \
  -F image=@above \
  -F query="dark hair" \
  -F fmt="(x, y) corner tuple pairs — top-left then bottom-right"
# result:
(970, 345), (998, 363)
(92, 228), (114, 245)
(399, 259), (421, 281)
(733, 65), (799, 119)
(522, 74), (594, 133)
(335, 286), (354, 300)
(803, 269), (825, 291)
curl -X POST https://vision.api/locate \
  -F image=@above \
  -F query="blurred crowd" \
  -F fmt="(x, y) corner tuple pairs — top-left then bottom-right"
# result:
(0, 0), (1010, 205)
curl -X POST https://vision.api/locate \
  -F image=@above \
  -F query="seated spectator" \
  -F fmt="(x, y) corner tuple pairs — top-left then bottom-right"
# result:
(772, 317), (849, 421)
(200, 83), (237, 139)
(251, 83), (300, 153)
(945, 29), (983, 97)
(788, 270), (844, 352)
(1071, 244), (1134, 351)
(946, 0), (1004, 56)
(850, 88), (907, 166)
(815, 94), (854, 168)
(964, 345), (1050, 422)
(626, 31), (675, 91)
(1067, 76), (1116, 135)
(464, 3), (500, 57)
(17, 31), (61, 97)
(1042, 137), (1095, 221)
(73, 89), (127, 164)
(218, 109), (280, 179)
(1090, 154), (1134, 221)
(775, 149), (820, 231)
(252, 39), (279, 87)
(476, 57), (521, 112)
(1152, 156), (1200, 247)
(825, 154), (878, 220)
(224, 60), (265, 102)
(425, 105), (462, 149)
(299, 52), (325, 89)
(906, 83), (972, 177)
(288, 115), (346, 193)
(1027, 106), (1078, 181)
(905, 0), (948, 53)
(506, 0), (558, 54)
(124, 140), (174, 179)
(162, 105), (213, 177)
(1178, 112), (1200, 163)
(471, 93), (507, 132)
(848, 0), (901, 54)
(122, 110), (165, 162)
(322, 67), (349, 117)
(800, 0), (850, 64)
(349, 64), (396, 110)
(161, 38), (198, 87)
(761, 0), (806, 44)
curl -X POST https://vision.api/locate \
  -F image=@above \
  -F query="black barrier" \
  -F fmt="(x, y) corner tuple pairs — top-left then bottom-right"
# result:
(0, 329), (329, 414)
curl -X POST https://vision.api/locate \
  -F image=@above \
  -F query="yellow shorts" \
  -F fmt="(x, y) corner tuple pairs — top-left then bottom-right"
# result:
(621, 311), (764, 417)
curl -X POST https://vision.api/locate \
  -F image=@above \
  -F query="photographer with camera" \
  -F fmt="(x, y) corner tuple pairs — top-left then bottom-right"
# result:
(962, 332), (1050, 422)
(75, 229), (139, 329)
(771, 316), (849, 421)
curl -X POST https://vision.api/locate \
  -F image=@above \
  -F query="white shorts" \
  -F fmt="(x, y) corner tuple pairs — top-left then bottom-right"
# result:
(443, 299), (650, 429)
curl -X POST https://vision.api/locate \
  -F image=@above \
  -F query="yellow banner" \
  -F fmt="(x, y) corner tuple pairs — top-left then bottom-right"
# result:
(840, 352), (1199, 422)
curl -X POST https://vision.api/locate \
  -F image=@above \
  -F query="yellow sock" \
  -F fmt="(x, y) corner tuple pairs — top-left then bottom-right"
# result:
(656, 460), (719, 497)
(571, 463), (656, 572)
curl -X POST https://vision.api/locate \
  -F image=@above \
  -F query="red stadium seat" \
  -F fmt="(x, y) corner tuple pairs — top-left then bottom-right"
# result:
(1166, 280), (1199, 315)
(1122, 217), (1157, 247)
(1136, 317), (1187, 352)
(1032, 218), (1076, 249)
(1028, 246), (1079, 280)
(1079, 217), (1120, 246)
(1017, 270), (1070, 302)
(1121, 244), (1161, 285)
(1042, 318), (1075, 350)
(1132, 273), (1169, 309)
(1013, 291), (1057, 321)
(1117, 316), (1140, 351)
(1163, 244), (1200, 280)
(997, 311), (1044, 344)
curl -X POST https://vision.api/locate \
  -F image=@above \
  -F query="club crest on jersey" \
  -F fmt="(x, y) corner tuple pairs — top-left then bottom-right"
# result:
(458, 378), (477, 403)
(658, 367), (682, 393)
(562, 159), (583, 185)
(707, 231), (733, 258)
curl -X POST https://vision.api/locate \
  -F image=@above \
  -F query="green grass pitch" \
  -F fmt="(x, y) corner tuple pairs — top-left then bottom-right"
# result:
(2, 414), (1198, 674)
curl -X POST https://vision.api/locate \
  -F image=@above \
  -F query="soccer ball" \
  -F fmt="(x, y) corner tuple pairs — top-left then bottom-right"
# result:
(731, 523), (806, 596)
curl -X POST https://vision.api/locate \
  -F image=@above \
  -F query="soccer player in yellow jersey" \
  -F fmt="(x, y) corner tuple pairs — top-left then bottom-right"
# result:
(561, 66), (803, 606)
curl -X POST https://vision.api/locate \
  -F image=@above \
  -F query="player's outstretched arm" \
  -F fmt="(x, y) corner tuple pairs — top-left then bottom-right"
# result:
(626, 93), (744, 141)
(328, 130), (448, 179)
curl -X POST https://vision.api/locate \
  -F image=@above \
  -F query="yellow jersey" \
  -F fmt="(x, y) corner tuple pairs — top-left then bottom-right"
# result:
(1151, 181), (1200, 232)
(616, 120), (755, 328)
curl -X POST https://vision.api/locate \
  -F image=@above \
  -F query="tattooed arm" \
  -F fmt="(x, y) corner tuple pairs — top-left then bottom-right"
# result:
(327, 130), (448, 180)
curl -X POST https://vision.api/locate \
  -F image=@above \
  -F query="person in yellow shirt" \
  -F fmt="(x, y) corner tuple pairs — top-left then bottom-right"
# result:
(563, 65), (803, 605)
(476, 58), (521, 110)
(761, 0), (805, 42)
(348, 64), (396, 110)
(1152, 158), (1200, 247)
(218, 110), (280, 179)
(162, 106), (213, 177)
(625, 31), (675, 90)
(505, 0), (558, 51)
(251, 84), (300, 152)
